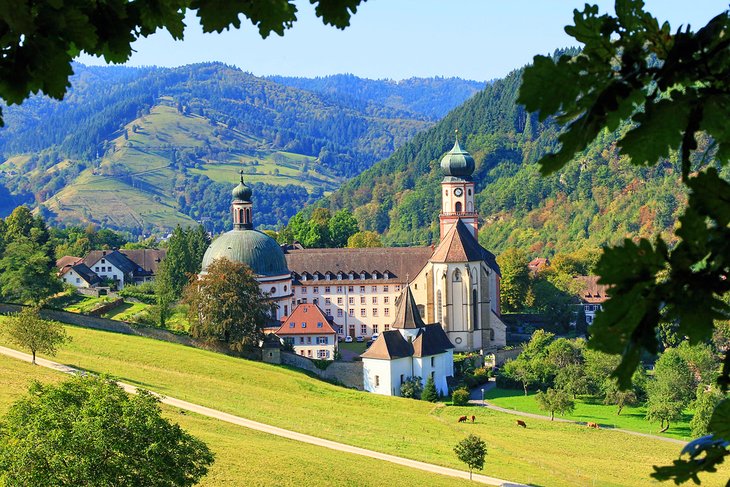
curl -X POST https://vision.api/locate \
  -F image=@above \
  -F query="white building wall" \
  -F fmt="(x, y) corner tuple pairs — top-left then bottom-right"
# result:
(89, 260), (125, 289)
(284, 334), (337, 360)
(61, 269), (92, 289)
(363, 357), (413, 396)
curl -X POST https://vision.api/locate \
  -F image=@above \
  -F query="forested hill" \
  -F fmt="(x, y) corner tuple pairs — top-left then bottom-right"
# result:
(319, 61), (713, 255)
(0, 63), (482, 234)
(267, 74), (485, 119)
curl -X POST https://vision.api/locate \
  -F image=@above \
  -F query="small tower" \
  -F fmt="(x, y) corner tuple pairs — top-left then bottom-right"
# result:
(439, 130), (478, 240)
(232, 170), (253, 230)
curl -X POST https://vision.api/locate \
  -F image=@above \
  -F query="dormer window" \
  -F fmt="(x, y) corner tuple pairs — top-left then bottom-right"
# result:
(302, 274), (307, 281)
(301, 322), (307, 328)
(384, 271), (389, 280)
(360, 272), (365, 279)
(317, 322), (323, 328)
(349, 272), (354, 280)
(289, 323), (295, 328)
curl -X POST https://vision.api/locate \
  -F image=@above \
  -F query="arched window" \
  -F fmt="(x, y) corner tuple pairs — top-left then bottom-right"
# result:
(245, 208), (251, 222)
(452, 269), (461, 282)
(270, 287), (276, 294)
(455, 201), (462, 213)
(238, 208), (244, 223)
(472, 289), (479, 329)
(437, 290), (443, 323)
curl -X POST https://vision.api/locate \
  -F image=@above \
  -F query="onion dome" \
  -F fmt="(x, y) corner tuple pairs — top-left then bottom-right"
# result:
(231, 171), (252, 201)
(440, 130), (475, 178)
(201, 230), (289, 276)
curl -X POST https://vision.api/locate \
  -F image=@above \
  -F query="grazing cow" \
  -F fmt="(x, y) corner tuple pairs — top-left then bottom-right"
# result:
(471, 415), (476, 423)
(587, 422), (600, 429)
(458, 416), (468, 423)
(516, 420), (527, 428)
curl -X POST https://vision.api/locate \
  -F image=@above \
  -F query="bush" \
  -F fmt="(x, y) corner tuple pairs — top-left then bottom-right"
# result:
(400, 376), (423, 399)
(452, 388), (470, 406)
(422, 376), (439, 402)
(119, 283), (157, 305)
(472, 368), (490, 385)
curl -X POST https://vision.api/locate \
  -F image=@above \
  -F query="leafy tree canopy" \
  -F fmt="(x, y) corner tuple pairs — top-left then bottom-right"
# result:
(0, 375), (214, 486)
(453, 434), (487, 480)
(0, 306), (70, 364)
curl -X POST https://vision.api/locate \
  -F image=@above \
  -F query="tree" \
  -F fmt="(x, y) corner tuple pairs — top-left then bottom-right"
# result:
(535, 388), (575, 421)
(496, 248), (531, 312)
(347, 230), (383, 248)
(554, 364), (590, 399)
(0, 375), (214, 486)
(690, 385), (725, 437)
(602, 379), (638, 416)
(1, 306), (69, 364)
(400, 376), (423, 399)
(328, 209), (358, 248)
(0, 0), (364, 126)
(646, 350), (694, 432)
(454, 434), (487, 480)
(575, 305), (588, 338)
(518, 3), (730, 480)
(183, 258), (274, 351)
(0, 237), (61, 303)
(422, 376), (439, 402)
(502, 358), (539, 396)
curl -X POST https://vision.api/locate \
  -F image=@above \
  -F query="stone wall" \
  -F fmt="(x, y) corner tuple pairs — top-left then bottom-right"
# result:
(88, 298), (124, 316)
(281, 352), (363, 390)
(485, 347), (522, 367)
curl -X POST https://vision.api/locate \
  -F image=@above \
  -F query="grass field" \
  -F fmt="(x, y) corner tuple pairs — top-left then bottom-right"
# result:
(0, 323), (722, 486)
(0, 354), (476, 487)
(484, 388), (693, 440)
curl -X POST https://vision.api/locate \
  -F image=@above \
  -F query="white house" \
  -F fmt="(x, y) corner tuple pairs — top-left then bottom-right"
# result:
(273, 303), (338, 360)
(58, 262), (101, 289)
(362, 286), (455, 396)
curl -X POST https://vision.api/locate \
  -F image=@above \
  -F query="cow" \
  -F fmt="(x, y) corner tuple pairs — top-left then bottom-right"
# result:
(516, 420), (527, 428)
(587, 422), (600, 429)
(458, 416), (468, 423)
(471, 415), (476, 423)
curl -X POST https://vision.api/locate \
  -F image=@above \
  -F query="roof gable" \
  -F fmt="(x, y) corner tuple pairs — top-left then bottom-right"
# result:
(430, 220), (500, 274)
(361, 330), (413, 359)
(391, 286), (426, 330)
(274, 303), (337, 335)
(85, 250), (137, 274)
(412, 324), (455, 357)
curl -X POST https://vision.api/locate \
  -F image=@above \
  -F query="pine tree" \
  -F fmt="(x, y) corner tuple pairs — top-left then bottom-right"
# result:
(422, 376), (439, 402)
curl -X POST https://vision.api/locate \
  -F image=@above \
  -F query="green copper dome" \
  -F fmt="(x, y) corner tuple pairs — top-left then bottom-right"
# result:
(201, 229), (289, 276)
(232, 180), (252, 201)
(440, 132), (475, 178)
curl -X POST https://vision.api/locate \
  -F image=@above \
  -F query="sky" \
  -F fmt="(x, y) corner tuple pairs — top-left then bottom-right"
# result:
(78, 1), (728, 81)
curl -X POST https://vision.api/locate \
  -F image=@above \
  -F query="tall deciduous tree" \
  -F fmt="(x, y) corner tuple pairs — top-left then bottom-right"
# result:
(347, 230), (383, 248)
(0, 237), (61, 303)
(183, 258), (274, 351)
(454, 434), (487, 480)
(0, 375), (214, 486)
(535, 387), (575, 421)
(1, 306), (69, 364)
(646, 349), (694, 433)
(496, 248), (531, 312)
(328, 209), (358, 248)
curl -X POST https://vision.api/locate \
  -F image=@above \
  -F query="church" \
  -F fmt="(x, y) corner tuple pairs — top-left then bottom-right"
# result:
(201, 135), (507, 353)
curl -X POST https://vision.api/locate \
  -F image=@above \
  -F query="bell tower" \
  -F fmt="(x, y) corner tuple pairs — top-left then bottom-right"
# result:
(439, 131), (478, 240)
(231, 170), (253, 230)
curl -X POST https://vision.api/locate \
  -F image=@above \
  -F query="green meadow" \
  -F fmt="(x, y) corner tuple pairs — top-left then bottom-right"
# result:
(1, 323), (722, 486)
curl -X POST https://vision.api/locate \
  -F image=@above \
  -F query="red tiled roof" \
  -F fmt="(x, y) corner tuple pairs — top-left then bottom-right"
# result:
(56, 255), (83, 270)
(274, 303), (337, 336)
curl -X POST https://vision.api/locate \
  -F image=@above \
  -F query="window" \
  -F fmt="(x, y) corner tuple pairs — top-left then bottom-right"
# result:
(317, 336), (327, 344)
(349, 297), (354, 305)
(472, 289), (479, 330)
(375, 375), (380, 387)
(400, 374), (404, 385)
(430, 357), (435, 367)
(468, 188), (472, 196)
(301, 298), (307, 304)
(372, 308), (378, 317)
(285, 337), (294, 345)
(360, 272), (365, 279)
(307, 336), (312, 344)
(95, 267), (99, 272)
(325, 297), (331, 305)
(337, 309), (343, 317)
(360, 286), (365, 293)
(337, 297), (343, 305)
(317, 322), (323, 328)
(284, 285), (287, 292)
(313, 298), (318, 305)
(299, 337), (304, 344)
(453, 269), (461, 282)
(371, 285), (377, 292)
(373, 324), (379, 333)
(301, 322), (307, 328)
(395, 285), (401, 292)
(360, 309), (366, 317)
(383, 285), (389, 292)
(101, 259), (106, 264)
(325, 308), (331, 316)
(384, 308), (390, 317)
(455, 201), (462, 212)
(289, 323), (295, 328)
(302, 287), (307, 294)
(437, 290), (443, 323)
(348, 286), (354, 292)
(349, 309), (354, 317)
(384, 296), (389, 304)
(313, 286), (319, 293)
(284, 305), (288, 315)
(307, 350), (312, 357)
(325, 286), (331, 293)
(361, 324), (367, 334)
(360, 296), (365, 304)
(372, 297), (378, 304)
(317, 349), (329, 359)
(384, 324), (390, 331)
(337, 286), (343, 293)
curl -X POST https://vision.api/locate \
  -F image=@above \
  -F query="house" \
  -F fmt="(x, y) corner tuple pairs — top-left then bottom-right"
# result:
(84, 249), (166, 289)
(57, 260), (101, 289)
(574, 275), (610, 325)
(528, 257), (550, 274)
(361, 286), (455, 396)
(274, 303), (338, 360)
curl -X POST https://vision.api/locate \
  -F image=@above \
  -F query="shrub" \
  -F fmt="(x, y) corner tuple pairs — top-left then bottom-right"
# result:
(422, 376), (439, 402)
(119, 283), (157, 305)
(400, 376), (423, 399)
(452, 388), (470, 406)
(472, 368), (490, 385)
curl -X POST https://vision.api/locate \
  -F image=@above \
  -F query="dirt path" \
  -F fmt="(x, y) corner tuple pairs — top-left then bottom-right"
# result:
(0, 346), (526, 487)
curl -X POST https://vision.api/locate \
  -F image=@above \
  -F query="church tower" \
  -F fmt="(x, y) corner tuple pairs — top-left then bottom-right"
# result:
(439, 131), (478, 240)
(232, 170), (253, 230)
